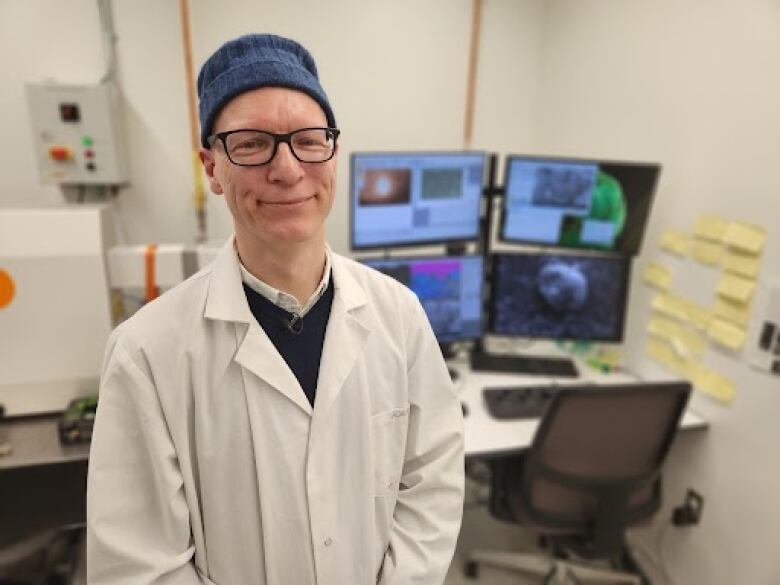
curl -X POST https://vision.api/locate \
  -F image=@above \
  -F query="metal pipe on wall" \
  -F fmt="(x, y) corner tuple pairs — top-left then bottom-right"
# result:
(463, 0), (482, 149)
(178, 0), (208, 243)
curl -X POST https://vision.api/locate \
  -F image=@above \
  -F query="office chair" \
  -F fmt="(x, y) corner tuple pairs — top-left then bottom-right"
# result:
(465, 381), (691, 584)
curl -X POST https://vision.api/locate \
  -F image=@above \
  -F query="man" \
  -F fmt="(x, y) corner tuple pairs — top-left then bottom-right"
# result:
(87, 33), (464, 585)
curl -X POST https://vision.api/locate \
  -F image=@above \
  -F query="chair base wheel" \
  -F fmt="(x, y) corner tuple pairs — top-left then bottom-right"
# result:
(463, 559), (479, 579)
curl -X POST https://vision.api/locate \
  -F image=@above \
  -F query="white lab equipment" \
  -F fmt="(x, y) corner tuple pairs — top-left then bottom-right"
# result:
(106, 243), (219, 315)
(0, 206), (114, 415)
(26, 81), (128, 185)
(108, 244), (198, 291)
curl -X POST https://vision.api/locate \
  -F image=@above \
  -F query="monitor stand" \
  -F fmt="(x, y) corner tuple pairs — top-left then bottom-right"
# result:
(469, 350), (579, 378)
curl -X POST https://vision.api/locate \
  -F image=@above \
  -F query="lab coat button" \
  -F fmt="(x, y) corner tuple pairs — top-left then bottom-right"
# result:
(324, 537), (333, 546)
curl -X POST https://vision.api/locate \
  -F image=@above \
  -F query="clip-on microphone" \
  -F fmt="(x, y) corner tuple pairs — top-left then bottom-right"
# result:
(284, 313), (303, 335)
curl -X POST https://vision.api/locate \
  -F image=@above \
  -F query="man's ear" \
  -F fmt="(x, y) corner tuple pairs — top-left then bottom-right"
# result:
(199, 148), (224, 195)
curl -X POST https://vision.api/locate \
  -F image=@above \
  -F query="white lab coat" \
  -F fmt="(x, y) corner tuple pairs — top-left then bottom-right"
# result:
(87, 238), (465, 585)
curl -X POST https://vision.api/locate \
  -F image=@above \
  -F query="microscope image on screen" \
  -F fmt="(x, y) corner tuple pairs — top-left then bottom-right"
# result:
(491, 253), (629, 341)
(363, 255), (484, 343)
(373, 260), (463, 336)
(532, 165), (595, 210)
(410, 260), (463, 337)
(421, 168), (464, 200)
(536, 262), (589, 312)
(502, 156), (659, 255)
(358, 169), (411, 206)
(350, 152), (485, 249)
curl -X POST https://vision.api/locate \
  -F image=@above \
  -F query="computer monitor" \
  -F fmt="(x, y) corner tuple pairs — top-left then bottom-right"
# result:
(350, 151), (486, 249)
(488, 252), (630, 342)
(500, 156), (660, 255)
(361, 255), (484, 344)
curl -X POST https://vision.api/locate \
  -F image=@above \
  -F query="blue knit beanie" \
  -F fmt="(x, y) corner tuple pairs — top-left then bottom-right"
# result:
(197, 33), (336, 148)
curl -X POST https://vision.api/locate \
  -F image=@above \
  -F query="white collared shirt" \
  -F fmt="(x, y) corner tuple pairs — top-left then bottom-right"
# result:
(237, 246), (332, 317)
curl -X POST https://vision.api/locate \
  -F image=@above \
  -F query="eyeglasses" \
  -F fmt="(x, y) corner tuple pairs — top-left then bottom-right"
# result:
(207, 127), (340, 166)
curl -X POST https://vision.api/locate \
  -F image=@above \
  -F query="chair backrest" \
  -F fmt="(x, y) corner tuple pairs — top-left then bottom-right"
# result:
(508, 381), (691, 558)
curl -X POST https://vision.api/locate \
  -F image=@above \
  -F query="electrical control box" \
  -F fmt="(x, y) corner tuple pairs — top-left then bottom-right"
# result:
(26, 81), (129, 185)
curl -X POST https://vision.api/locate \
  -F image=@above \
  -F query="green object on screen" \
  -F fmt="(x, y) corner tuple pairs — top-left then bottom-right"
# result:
(559, 171), (626, 248)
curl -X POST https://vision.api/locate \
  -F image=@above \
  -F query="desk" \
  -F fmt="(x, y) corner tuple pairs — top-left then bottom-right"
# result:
(0, 415), (89, 545)
(449, 360), (708, 458)
(0, 369), (708, 521)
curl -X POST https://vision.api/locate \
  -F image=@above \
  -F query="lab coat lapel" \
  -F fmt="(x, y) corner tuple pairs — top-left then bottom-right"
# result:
(203, 236), (312, 415)
(235, 322), (312, 415)
(314, 255), (371, 416)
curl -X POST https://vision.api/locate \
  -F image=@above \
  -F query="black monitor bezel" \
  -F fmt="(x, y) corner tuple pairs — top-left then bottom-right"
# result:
(349, 150), (488, 251)
(486, 251), (632, 343)
(360, 252), (486, 343)
(498, 154), (660, 256)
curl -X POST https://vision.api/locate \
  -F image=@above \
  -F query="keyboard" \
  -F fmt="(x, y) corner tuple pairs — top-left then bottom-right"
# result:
(483, 385), (561, 420)
(470, 351), (579, 377)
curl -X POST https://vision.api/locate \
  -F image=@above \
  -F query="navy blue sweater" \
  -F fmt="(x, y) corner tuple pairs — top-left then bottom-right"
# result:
(242, 277), (335, 406)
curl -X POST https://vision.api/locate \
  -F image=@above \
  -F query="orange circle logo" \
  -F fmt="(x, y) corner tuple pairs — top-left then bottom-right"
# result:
(0, 269), (16, 309)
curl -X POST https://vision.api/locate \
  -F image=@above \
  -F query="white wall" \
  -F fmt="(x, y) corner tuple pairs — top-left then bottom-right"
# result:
(1, 0), (508, 254)
(470, 0), (544, 159)
(534, 1), (780, 582)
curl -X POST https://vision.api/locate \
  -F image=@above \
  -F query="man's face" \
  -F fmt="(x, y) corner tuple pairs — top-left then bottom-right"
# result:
(201, 87), (337, 248)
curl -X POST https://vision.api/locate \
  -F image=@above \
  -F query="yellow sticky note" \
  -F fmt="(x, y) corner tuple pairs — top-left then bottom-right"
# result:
(692, 366), (735, 405)
(712, 296), (751, 328)
(722, 249), (761, 279)
(647, 315), (707, 358)
(642, 262), (672, 291)
(660, 230), (690, 256)
(652, 293), (688, 321)
(707, 318), (748, 350)
(646, 337), (670, 361)
(693, 215), (729, 242)
(646, 337), (689, 376)
(676, 327), (708, 357)
(646, 337), (673, 364)
(691, 239), (724, 266)
(647, 315), (678, 340)
(647, 318), (687, 359)
(683, 299), (712, 331)
(724, 222), (766, 255)
(716, 273), (756, 304)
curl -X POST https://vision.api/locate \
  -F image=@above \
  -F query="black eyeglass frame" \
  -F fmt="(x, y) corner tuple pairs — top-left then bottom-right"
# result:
(207, 127), (341, 167)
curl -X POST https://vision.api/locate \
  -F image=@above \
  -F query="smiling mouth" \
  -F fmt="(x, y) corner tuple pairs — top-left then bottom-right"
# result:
(258, 195), (315, 206)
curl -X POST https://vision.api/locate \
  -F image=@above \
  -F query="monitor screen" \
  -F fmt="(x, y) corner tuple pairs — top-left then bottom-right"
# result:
(488, 252), (630, 342)
(500, 156), (659, 255)
(362, 255), (484, 343)
(350, 152), (485, 249)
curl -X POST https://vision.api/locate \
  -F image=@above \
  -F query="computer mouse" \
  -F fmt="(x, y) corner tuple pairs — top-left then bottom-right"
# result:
(460, 401), (469, 417)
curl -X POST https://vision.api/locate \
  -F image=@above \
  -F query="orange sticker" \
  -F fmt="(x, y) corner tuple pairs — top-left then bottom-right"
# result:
(0, 269), (15, 309)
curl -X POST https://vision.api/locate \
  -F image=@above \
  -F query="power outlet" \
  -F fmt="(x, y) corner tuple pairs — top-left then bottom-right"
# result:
(672, 488), (704, 526)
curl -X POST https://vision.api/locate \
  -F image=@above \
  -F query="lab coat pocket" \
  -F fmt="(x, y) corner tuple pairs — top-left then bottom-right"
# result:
(370, 405), (410, 497)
